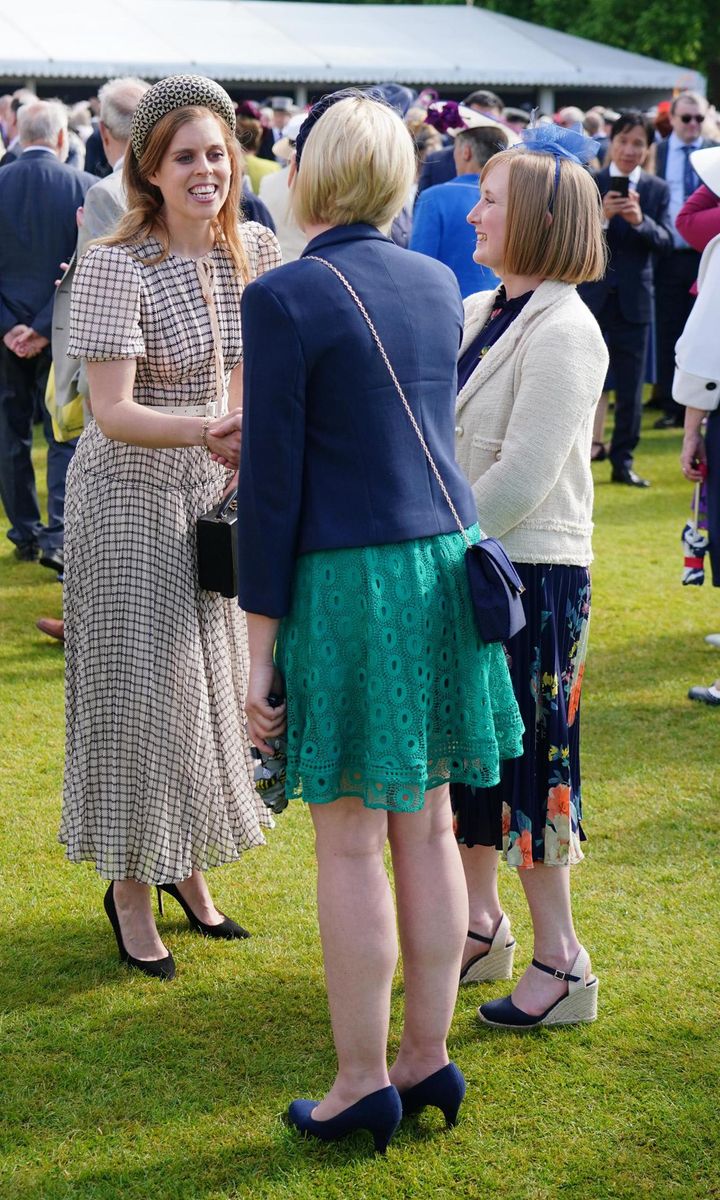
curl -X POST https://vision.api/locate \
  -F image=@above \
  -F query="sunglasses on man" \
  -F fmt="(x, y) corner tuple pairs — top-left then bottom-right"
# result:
(679, 113), (703, 124)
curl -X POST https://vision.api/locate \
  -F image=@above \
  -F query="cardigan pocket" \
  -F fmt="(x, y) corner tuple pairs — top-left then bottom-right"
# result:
(461, 434), (504, 487)
(470, 433), (504, 463)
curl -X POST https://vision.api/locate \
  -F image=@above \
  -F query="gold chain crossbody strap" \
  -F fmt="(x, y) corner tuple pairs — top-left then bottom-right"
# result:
(196, 256), (228, 416)
(305, 255), (472, 551)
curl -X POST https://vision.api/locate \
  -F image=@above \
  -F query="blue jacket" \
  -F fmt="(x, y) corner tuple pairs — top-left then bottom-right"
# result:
(237, 223), (477, 617)
(411, 174), (500, 299)
(0, 148), (97, 338)
(579, 168), (674, 325)
(416, 146), (456, 197)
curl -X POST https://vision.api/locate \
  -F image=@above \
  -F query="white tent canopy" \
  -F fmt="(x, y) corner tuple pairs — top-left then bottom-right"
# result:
(0, 0), (703, 97)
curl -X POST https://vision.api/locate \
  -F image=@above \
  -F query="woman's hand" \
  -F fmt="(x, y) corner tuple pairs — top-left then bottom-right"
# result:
(245, 663), (287, 754)
(222, 470), (238, 498)
(681, 429), (707, 481)
(207, 410), (242, 468)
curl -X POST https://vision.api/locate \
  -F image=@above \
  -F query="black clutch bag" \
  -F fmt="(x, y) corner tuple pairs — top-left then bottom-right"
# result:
(197, 487), (238, 598)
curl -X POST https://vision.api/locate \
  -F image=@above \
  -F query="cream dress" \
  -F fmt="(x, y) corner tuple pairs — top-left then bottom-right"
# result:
(59, 223), (281, 884)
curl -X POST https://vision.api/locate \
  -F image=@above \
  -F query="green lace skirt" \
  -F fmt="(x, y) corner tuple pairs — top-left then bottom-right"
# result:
(275, 525), (524, 812)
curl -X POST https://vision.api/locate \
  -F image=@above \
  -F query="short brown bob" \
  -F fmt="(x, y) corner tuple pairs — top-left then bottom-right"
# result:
(292, 94), (415, 231)
(480, 149), (606, 284)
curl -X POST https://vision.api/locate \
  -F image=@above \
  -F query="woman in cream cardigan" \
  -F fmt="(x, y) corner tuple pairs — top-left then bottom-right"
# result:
(451, 130), (610, 1028)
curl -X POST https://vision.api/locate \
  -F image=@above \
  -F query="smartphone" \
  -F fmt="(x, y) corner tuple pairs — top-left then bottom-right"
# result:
(609, 176), (630, 198)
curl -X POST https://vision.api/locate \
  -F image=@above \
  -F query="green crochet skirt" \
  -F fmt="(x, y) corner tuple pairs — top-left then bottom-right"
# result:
(275, 525), (524, 812)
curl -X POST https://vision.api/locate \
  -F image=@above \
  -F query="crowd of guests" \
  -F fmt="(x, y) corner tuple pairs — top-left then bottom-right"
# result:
(1, 72), (719, 1153)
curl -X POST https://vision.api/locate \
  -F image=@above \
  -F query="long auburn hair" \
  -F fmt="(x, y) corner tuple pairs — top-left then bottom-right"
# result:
(102, 106), (250, 281)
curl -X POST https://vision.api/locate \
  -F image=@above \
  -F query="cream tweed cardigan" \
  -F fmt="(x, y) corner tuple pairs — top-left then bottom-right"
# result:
(455, 280), (609, 567)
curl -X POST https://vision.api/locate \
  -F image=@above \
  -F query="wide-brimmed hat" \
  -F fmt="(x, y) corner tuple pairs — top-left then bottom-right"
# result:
(267, 96), (295, 113)
(131, 74), (236, 159)
(425, 101), (520, 146)
(690, 145), (720, 197)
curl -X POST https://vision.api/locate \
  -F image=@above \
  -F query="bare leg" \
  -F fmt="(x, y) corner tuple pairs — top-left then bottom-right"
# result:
(173, 869), (225, 926)
(458, 842), (504, 969)
(511, 864), (588, 1015)
(388, 785), (468, 1091)
(113, 880), (168, 960)
(309, 798), (396, 1119)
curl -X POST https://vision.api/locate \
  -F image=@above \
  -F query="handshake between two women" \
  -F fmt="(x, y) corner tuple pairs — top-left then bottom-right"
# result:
(206, 409), (242, 470)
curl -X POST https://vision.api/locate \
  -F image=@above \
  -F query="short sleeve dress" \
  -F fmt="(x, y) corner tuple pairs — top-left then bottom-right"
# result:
(59, 222), (282, 885)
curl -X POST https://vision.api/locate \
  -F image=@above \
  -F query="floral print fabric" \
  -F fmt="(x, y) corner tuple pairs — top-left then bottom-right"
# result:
(451, 563), (590, 867)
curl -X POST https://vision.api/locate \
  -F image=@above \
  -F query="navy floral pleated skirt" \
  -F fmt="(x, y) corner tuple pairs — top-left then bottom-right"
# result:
(451, 562), (590, 867)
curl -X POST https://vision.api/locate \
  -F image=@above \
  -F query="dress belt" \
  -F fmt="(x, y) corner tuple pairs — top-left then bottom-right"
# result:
(142, 402), (218, 417)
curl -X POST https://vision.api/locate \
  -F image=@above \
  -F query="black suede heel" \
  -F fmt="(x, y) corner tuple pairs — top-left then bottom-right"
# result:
(103, 883), (176, 981)
(156, 882), (250, 940)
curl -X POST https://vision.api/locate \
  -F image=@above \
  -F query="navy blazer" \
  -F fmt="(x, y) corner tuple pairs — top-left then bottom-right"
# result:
(0, 149), (97, 338)
(237, 223), (477, 617)
(579, 168), (674, 324)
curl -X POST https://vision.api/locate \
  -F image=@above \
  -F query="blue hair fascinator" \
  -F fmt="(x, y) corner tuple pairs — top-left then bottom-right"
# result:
(294, 87), (391, 170)
(519, 120), (600, 166)
(513, 116), (600, 210)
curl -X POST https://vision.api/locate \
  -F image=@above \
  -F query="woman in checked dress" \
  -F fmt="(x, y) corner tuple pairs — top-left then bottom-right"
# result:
(59, 76), (281, 980)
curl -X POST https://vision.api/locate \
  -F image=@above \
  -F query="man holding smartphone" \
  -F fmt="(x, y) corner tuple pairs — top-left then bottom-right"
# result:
(579, 112), (674, 486)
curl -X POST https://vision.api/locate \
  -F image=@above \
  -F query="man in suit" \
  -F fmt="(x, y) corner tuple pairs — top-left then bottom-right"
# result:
(0, 91), (34, 167)
(579, 112), (674, 486)
(53, 75), (150, 405)
(652, 90), (715, 427)
(411, 124), (508, 297)
(0, 100), (96, 565)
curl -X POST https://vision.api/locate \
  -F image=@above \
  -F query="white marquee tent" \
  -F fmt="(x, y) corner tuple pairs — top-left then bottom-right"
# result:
(0, 0), (704, 109)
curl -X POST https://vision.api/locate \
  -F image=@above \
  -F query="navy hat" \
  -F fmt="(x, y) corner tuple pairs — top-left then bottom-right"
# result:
(372, 83), (417, 117)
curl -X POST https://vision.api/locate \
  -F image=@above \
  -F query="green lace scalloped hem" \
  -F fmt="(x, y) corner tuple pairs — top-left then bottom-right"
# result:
(276, 526), (524, 812)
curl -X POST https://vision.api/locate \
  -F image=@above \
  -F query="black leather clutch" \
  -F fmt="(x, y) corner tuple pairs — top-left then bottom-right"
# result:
(197, 487), (238, 598)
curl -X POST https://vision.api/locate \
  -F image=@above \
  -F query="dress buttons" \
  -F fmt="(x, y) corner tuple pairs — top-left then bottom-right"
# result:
(706, 382), (718, 391)
(455, 425), (464, 437)
(494, 449), (502, 461)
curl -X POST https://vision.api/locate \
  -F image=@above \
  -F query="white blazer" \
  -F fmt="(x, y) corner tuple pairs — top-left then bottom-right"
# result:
(455, 280), (608, 566)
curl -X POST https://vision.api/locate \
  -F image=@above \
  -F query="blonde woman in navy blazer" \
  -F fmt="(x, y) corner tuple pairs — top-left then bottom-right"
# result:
(232, 92), (523, 1152)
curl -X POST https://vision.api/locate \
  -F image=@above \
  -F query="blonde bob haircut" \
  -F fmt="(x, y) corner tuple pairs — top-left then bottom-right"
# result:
(480, 149), (606, 284)
(102, 106), (250, 280)
(292, 95), (415, 230)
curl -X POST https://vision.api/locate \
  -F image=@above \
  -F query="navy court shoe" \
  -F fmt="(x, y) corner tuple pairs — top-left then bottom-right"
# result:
(288, 1085), (402, 1154)
(398, 1062), (466, 1127)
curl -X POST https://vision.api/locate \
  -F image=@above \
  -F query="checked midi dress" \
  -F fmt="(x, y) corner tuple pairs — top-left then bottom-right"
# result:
(59, 223), (281, 885)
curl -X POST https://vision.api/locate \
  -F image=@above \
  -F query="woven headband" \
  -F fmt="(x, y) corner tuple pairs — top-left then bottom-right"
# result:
(131, 74), (236, 159)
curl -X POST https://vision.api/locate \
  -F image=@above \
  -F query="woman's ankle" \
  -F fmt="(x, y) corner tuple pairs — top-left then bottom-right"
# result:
(532, 937), (582, 971)
(390, 1042), (449, 1088)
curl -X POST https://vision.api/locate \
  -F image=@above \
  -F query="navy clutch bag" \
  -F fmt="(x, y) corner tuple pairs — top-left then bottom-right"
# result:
(465, 538), (526, 644)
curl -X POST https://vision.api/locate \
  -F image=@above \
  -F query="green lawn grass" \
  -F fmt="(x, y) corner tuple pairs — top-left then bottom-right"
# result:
(1, 417), (719, 1200)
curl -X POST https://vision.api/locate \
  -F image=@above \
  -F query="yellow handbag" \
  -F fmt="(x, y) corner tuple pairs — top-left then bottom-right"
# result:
(45, 363), (84, 443)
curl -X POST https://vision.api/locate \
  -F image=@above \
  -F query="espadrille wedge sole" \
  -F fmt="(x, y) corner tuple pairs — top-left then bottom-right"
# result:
(478, 946), (598, 1029)
(460, 913), (516, 985)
